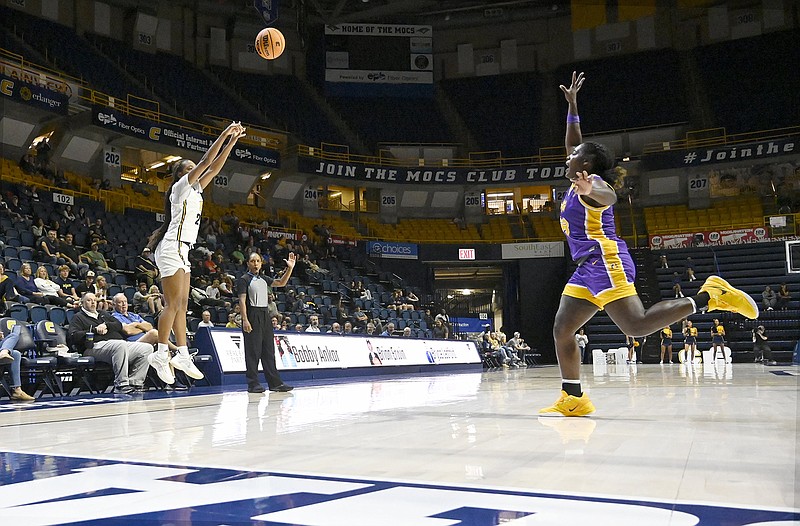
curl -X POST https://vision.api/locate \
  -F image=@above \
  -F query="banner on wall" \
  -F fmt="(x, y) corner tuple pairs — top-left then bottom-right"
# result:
(298, 156), (567, 186)
(0, 72), (69, 114)
(649, 227), (771, 250)
(641, 137), (799, 171)
(0, 59), (81, 101)
(501, 241), (565, 259)
(367, 240), (418, 259)
(92, 106), (280, 167)
(208, 330), (481, 373)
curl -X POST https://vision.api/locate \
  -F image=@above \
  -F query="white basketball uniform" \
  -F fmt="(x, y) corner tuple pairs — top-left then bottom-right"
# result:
(154, 174), (203, 278)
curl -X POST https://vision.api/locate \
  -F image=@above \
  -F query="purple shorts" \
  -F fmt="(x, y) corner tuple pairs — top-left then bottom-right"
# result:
(563, 251), (637, 309)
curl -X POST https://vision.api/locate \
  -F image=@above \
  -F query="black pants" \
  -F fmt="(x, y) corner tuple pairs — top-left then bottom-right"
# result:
(243, 306), (283, 388)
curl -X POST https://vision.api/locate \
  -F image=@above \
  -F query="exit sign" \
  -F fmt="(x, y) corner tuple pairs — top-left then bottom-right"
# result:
(459, 248), (476, 260)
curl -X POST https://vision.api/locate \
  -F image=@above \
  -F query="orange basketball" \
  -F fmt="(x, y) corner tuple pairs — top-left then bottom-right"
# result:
(255, 27), (285, 60)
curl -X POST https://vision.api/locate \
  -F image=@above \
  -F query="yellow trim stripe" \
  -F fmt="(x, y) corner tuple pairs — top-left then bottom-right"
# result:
(583, 201), (628, 289)
(176, 200), (187, 243)
(563, 282), (637, 310)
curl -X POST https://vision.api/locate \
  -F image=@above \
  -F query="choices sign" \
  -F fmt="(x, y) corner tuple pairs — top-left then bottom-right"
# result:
(367, 241), (418, 260)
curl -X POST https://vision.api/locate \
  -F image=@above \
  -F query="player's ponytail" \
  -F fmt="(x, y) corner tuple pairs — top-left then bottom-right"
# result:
(146, 160), (189, 251)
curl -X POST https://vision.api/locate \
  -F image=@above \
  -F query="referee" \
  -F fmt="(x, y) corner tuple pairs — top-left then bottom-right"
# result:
(237, 251), (296, 393)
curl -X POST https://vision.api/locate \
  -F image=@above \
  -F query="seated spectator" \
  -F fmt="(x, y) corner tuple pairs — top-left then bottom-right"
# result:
(279, 319), (289, 331)
(19, 150), (39, 175)
(294, 323), (304, 332)
(54, 265), (80, 304)
(6, 195), (27, 223)
(364, 322), (377, 336)
(205, 278), (231, 309)
(659, 254), (668, 268)
(352, 306), (368, 329)
(31, 217), (46, 239)
(197, 310), (214, 328)
(225, 313), (239, 328)
(135, 247), (159, 287)
(0, 263), (23, 313)
(305, 315), (321, 332)
(111, 293), (176, 351)
(93, 275), (110, 311)
(34, 266), (73, 308)
(271, 316), (280, 331)
(762, 286), (777, 311)
(76, 206), (91, 227)
(432, 319), (449, 339)
(190, 284), (230, 310)
(0, 324), (36, 401)
(68, 292), (158, 393)
(75, 271), (96, 298)
(59, 233), (89, 277)
(380, 322), (395, 337)
(342, 321), (354, 335)
(330, 322), (343, 335)
(403, 289), (419, 309)
(219, 276), (236, 299)
(752, 325), (773, 364)
(267, 293), (281, 323)
(402, 327), (412, 337)
(14, 263), (50, 305)
(37, 229), (62, 265)
(132, 282), (162, 315)
(230, 245), (246, 266)
(82, 243), (111, 273)
(777, 283), (791, 310)
(61, 205), (76, 223)
(231, 303), (243, 327)
(87, 219), (108, 246)
(685, 257), (696, 281)
(672, 272), (684, 298)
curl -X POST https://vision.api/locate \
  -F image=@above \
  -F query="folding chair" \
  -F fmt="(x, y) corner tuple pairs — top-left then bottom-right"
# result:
(34, 320), (97, 396)
(0, 318), (61, 398)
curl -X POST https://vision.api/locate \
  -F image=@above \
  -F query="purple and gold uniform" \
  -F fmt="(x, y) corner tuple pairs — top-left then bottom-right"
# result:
(560, 175), (637, 308)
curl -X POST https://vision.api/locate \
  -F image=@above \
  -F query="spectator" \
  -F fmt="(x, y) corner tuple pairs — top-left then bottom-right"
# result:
(75, 271), (96, 298)
(330, 322), (343, 335)
(205, 278), (231, 309)
(31, 217), (46, 238)
(432, 319), (448, 339)
(343, 321), (354, 335)
(575, 328), (589, 364)
(132, 282), (160, 315)
(752, 325), (773, 364)
(67, 292), (156, 394)
(59, 233), (90, 277)
(364, 322), (377, 336)
(76, 206), (91, 227)
(0, 325), (36, 401)
(111, 293), (176, 351)
(93, 275), (110, 311)
(53, 265), (79, 304)
(402, 326), (412, 337)
(135, 247), (159, 287)
(88, 218), (108, 245)
(0, 263), (23, 310)
(197, 310), (214, 328)
(685, 257), (696, 281)
(34, 266), (73, 308)
(225, 313), (239, 328)
(82, 243), (111, 273)
(61, 205), (76, 222)
(37, 229), (62, 265)
(509, 333), (532, 365)
(672, 272), (684, 298)
(14, 263), (49, 305)
(762, 286), (777, 311)
(659, 254), (668, 268)
(352, 306), (368, 330)
(305, 315), (321, 332)
(294, 323), (304, 332)
(776, 283), (791, 310)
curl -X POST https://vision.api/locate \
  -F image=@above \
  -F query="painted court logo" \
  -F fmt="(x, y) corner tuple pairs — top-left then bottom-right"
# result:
(0, 452), (796, 525)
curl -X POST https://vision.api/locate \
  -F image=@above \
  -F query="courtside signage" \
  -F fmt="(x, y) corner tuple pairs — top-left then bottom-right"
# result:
(208, 330), (480, 373)
(501, 241), (565, 259)
(367, 240), (418, 259)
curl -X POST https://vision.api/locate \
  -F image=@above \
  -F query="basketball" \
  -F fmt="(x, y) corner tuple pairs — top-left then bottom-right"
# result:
(255, 27), (285, 60)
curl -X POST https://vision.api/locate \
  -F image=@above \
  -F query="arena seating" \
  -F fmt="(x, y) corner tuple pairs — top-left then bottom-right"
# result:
(555, 48), (688, 132)
(693, 28), (800, 134)
(440, 72), (544, 156)
(645, 196), (764, 235)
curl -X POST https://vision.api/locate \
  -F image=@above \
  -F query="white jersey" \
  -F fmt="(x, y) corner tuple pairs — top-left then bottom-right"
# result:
(163, 174), (203, 245)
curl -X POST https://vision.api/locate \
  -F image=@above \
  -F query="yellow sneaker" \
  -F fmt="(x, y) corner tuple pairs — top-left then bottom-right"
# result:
(699, 275), (759, 319)
(538, 390), (595, 417)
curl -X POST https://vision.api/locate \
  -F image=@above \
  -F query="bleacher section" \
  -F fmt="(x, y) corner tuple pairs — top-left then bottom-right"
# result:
(440, 72), (543, 156)
(644, 196), (763, 234)
(0, 6), (150, 104)
(327, 96), (453, 150)
(693, 29), (800, 134)
(555, 49), (688, 132)
(211, 67), (347, 146)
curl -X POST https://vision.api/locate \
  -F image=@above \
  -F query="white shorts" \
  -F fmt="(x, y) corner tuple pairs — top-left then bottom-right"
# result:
(154, 238), (191, 278)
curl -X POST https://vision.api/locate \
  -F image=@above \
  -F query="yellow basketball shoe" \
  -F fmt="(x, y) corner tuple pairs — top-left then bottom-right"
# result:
(699, 275), (759, 319)
(538, 390), (595, 417)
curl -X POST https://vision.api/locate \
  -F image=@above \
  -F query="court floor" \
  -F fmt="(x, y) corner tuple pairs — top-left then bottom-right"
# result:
(0, 362), (798, 525)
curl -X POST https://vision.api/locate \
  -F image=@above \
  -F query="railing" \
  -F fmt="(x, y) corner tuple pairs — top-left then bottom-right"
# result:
(643, 125), (800, 154)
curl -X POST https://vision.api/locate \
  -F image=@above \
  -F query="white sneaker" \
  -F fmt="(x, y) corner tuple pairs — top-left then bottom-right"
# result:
(148, 350), (175, 384)
(171, 351), (204, 380)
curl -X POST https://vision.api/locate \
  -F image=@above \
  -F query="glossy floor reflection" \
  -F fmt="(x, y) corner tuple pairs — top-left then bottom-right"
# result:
(0, 362), (798, 525)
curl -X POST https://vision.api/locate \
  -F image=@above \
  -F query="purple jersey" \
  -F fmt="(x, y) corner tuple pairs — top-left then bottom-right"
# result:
(559, 175), (628, 261)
